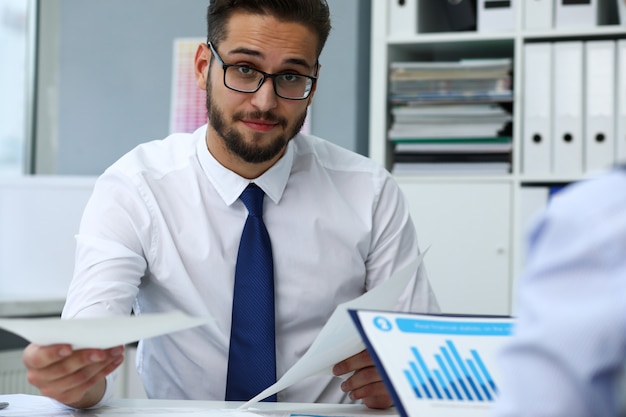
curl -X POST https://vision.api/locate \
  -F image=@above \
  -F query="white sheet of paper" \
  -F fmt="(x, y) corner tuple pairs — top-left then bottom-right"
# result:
(240, 250), (428, 409)
(0, 311), (210, 349)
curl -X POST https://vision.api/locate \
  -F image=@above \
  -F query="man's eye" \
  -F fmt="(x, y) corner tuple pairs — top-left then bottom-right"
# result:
(281, 74), (300, 82)
(237, 66), (255, 75)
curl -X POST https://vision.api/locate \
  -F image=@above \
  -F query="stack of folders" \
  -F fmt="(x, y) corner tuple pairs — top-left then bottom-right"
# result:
(523, 40), (626, 177)
(388, 59), (513, 175)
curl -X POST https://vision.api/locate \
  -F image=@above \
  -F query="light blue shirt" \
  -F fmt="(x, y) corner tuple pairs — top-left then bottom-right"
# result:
(491, 168), (626, 417)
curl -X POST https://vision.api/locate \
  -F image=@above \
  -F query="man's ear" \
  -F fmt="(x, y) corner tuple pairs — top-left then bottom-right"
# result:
(194, 43), (211, 90)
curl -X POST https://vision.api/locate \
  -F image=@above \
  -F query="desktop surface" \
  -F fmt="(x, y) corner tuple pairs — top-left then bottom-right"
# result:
(0, 394), (399, 417)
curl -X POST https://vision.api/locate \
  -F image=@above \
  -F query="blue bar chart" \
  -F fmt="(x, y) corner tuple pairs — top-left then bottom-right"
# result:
(404, 340), (498, 402)
(351, 309), (513, 416)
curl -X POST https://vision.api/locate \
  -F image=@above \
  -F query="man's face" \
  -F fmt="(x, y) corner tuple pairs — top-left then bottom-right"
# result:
(204, 12), (318, 166)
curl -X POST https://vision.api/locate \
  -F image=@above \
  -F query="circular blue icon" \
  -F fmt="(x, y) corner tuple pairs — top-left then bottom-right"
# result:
(373, 316), (392, 331)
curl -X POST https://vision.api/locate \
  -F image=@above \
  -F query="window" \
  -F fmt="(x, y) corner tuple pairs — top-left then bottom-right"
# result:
(0, 0), (35, 175)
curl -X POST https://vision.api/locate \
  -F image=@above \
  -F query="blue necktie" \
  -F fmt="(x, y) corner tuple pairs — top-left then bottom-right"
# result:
(225, 183), (277, 402)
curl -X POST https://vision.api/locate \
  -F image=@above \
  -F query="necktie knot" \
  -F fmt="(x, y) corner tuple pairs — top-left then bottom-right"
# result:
(240, 184), (265, 217)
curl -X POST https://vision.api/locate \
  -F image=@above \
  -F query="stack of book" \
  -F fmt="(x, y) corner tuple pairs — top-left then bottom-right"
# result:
(388, 58), (513, 175)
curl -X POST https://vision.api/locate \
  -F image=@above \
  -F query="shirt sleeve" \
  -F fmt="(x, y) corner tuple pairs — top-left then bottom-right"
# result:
(61, 172), (151, 407)
(367, 170), (440, 314)
(62, 171), (150, 320)
(490, 175), (626, 417)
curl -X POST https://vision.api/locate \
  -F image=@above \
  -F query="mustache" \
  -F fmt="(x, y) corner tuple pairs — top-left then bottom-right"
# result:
(233, 111), (288, 128)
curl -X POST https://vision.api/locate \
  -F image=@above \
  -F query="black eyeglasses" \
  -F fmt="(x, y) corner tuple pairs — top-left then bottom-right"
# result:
(208, 42), (317, 100)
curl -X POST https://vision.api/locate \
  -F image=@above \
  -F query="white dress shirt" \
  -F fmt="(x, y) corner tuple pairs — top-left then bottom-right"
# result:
(490, 169), (626, 417)
(62, 125), (439, 406)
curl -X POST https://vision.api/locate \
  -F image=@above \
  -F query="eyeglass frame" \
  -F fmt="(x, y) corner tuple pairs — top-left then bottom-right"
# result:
(207, 42), (318, 101)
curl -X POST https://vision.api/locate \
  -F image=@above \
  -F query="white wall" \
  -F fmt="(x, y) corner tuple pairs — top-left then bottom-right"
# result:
(0, 176), (95, 300)
(34, 0), (372, 175)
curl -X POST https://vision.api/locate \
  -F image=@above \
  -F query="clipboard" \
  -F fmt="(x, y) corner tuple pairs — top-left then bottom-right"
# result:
(349, 309), (514, 417)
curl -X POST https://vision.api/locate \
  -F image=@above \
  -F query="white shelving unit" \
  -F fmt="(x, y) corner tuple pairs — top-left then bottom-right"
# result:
(369, 1), (626, 316)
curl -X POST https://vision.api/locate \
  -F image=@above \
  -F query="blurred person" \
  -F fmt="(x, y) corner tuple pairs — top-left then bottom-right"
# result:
(491, 166), (626, 417)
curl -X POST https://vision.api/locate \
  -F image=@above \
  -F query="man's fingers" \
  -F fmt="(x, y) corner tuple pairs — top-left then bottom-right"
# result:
(335, 354), (394, 410)
(39, 356), (124, 404)
(361, 393), (394, 410)
(340, 365), (379, 392)
(23, 343), (124, 405)
(333, 350), (372, 376)
(26, 346), (123, 383)
(23, 344), (73, 369)
(344, 376), (393, 408)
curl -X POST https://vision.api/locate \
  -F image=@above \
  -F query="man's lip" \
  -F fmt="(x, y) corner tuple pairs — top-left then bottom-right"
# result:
(241, 119), (279, 131)
(242, 118), (277, 125)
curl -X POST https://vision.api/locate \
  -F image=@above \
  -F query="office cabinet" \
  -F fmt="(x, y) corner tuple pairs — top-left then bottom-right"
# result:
(370, 1), (625, 315)
(399, 179), (511, 315)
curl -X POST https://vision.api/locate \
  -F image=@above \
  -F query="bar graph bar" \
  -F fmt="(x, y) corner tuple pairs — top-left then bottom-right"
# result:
(403, 340), (498, 402)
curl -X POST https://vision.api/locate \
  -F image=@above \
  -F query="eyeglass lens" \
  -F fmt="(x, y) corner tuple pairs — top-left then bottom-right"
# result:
(224, 67), (313, 99)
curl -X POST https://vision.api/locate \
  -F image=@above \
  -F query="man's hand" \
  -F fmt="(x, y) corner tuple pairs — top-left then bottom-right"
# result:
(333, 349), (393, 409)
(22, 343), (124, 408)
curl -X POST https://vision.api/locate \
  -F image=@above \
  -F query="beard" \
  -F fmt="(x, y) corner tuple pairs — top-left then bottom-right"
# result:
(206, 77), (308, 164)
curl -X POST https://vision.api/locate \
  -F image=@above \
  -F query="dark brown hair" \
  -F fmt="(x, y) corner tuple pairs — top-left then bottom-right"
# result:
(207, 0), (332, 58)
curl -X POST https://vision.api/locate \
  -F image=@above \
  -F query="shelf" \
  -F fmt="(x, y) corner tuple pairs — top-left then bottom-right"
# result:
(520, 172), (606, 185)
(392, 174), (513, 184)
(387, 39), (514, 61)
(388, 25), (626, 45)
(370, 1), (626, 315)
(522, 25), (626, 41)
(0, 297), (64, 318)
(388, 32), (515, 44)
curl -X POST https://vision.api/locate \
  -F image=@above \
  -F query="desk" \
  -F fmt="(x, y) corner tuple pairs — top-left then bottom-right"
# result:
(0, 298), (63, 353)
(0, 394), (400, 417)
(0, 298), (64, 318)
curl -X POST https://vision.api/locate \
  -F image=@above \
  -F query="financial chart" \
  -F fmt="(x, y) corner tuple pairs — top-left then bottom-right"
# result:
(405, 340), (497, 401)
(352, 310), (513, 417)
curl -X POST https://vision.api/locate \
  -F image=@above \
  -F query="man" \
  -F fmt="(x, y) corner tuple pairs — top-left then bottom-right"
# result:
(22, 0), (439, 410)
(490, 167), (626, 417)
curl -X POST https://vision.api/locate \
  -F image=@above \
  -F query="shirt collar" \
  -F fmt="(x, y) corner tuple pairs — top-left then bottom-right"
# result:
(195, 124), (294, 206)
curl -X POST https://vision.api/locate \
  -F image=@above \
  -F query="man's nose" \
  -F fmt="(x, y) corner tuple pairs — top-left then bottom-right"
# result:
(250, 77), (278, 110)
